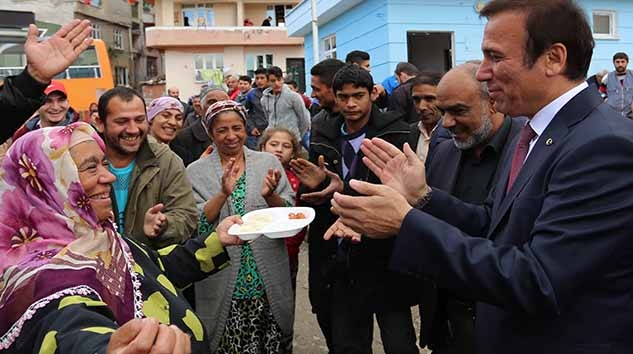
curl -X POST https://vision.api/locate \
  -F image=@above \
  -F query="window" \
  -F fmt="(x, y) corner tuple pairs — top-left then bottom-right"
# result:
(194, 54), (224, 83)
(113, 29), (123, 49)
(266, 6), (275, 26)
(84, 0), (101, 7)
(146, 57), (158, 78)
(91, 23), (101, 39)
(592, 10), (618, 39)
(322, 34), (336, 60)
(245, 54), (274, 77)
(182, 3), (214, 27)
(115, 66), (128, 86)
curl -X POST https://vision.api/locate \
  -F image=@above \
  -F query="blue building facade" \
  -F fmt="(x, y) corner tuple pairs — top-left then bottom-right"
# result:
(286, 0), (633, 90)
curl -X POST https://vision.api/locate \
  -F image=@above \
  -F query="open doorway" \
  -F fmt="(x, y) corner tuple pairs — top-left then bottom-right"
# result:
(407, 31), (453, 74)
(285, 58), (306, 93)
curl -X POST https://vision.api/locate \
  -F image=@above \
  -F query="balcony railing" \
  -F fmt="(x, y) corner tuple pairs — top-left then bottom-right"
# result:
(145, 26), (303, 48)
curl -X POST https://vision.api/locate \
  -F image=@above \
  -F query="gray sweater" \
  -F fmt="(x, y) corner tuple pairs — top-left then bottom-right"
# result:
(261, 84), (311, 141)
(186, 147), (295, 352)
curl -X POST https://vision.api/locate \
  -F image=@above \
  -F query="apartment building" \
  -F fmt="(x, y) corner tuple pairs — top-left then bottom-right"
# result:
(148, 0), (304, 99)
(0, 0), (164, 88)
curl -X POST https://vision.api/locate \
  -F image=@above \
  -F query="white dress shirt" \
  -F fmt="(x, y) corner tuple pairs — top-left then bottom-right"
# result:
(526, 81), (588, 159)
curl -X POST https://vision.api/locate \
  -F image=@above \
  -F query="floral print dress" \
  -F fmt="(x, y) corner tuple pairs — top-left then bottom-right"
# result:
(199, 173), (283, 354)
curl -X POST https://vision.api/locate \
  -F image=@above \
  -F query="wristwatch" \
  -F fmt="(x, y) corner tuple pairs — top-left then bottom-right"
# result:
(413, 186), (433, 209)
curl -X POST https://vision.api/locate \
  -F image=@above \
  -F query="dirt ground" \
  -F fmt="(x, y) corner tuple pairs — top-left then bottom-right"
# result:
(292, 243), (430, 354)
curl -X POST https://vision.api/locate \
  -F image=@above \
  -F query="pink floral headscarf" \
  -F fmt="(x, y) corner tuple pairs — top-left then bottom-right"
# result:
(0, 122), (142, 349)
(147, 96), (184, 123)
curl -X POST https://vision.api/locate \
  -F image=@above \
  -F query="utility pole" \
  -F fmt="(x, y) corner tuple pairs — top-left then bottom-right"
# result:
(310, 0), (319, 64)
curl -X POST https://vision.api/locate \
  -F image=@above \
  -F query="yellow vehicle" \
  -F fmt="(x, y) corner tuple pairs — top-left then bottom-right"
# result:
(0, 39), (113, 113)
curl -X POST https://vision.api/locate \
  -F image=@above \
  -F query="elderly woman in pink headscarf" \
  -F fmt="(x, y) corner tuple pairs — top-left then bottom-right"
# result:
(147, 96), (185, 144)
(0, 122), (243, 354)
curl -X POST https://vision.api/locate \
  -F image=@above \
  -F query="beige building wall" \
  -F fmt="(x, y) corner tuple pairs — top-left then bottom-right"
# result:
(214, 3), (237, 26)
(165, 44), (304, 99)
(0, 0), (74, 24)
(244, 4), (268, 26)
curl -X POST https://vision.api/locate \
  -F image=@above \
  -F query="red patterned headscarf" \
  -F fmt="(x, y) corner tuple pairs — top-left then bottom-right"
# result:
(201, 100), (247, 134)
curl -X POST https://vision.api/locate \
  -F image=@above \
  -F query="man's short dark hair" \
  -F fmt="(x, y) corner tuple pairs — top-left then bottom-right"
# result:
(409, 72), (443, 92)
(311, 58), (347, 87)
(613, 52), (629, 62)
(395, 62), (420, 76)
(238, 75), (252, 84)
(285, 79), (297, 88)
(98, 86), (146, 122)
(254, 67), (267, 76)
(480, 0), (594, 81)
(345, 50), (370, 65)
(266, 66), (283, 79)
(332, 64), (374, 93)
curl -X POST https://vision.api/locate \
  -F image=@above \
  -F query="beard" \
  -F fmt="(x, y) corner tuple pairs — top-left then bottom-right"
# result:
(451, 114), (494, 151)
(103, 130), (146, 157)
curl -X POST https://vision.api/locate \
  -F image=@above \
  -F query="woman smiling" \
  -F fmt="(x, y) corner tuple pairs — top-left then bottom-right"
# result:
(147, 96), (185, 144)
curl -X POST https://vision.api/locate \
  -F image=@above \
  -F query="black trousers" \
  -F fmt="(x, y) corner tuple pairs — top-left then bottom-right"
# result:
(328, 264), (420, 354)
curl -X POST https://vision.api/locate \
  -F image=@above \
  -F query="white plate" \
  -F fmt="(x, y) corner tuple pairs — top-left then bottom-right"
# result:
(228, 207), (315, 241)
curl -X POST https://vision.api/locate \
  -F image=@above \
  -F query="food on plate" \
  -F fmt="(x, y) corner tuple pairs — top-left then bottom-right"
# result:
(288, 212), (306, 219)
(239, 213), (273, 232)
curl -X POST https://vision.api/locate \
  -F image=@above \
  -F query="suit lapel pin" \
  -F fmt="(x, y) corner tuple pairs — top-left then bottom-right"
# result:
(545, 138), (553, 146)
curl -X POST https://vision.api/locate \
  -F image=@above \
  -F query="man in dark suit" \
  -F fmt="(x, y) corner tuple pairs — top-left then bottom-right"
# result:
(421, 62), (524, 354)
(327, 1), (633, 353)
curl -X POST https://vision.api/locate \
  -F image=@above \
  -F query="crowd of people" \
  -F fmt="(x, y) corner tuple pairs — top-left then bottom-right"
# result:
(2, 0), (633, 354)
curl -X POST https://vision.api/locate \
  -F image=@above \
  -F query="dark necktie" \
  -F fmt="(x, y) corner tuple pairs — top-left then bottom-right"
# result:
(507, 124), (537, 192)
(342, 140), (356, 177)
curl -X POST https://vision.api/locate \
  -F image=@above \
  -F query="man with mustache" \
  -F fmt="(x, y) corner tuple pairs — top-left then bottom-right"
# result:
(406, 73), (451, 163)
(95, 86), (198, 249)
(604, 52), (633, 118)
(420, 62), (524, 354)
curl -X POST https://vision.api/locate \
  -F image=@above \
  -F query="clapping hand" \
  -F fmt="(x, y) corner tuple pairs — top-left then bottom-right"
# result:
(221, 158), (242, 196)
(144, 203), (167, 238)
(324, 217), (362, 242)
(301, 168), (343, 205)
(106, 318), (191, 354)
(290, 155), (327, 190)
(26, 19), (93, 84)
(361, 138), (429, 205)
(261, 168), (282, 198)
(330, 180), (412, 239)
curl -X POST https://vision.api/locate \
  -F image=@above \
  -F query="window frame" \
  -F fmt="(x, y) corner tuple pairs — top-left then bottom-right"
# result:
(193, 53), (224, 83)
(113, 29), (124, 49)
(592, 9), (618, 40)
(91, 23), (101, 40)
(245, 53), (274, 77)
(115, 66), (128, 86)
(322, 34), (336, 60)
(181, 3), (214, 27)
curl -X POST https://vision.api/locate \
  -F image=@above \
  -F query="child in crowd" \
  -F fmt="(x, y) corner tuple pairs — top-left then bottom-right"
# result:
(259, 127), (306, 293)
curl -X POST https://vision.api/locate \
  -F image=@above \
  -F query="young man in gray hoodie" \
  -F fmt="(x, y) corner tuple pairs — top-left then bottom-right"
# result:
(261, 66), (311, 142)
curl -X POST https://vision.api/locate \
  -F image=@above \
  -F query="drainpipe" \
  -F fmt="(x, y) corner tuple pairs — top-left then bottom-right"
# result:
(311, 0), (319, 64)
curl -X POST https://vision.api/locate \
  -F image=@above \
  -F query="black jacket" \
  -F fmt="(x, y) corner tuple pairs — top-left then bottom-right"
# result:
(300, 106), (417, 313)
(1, 70), (47, 143)
(388, 78), (418, 123)
(170, 120), (211, 166)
